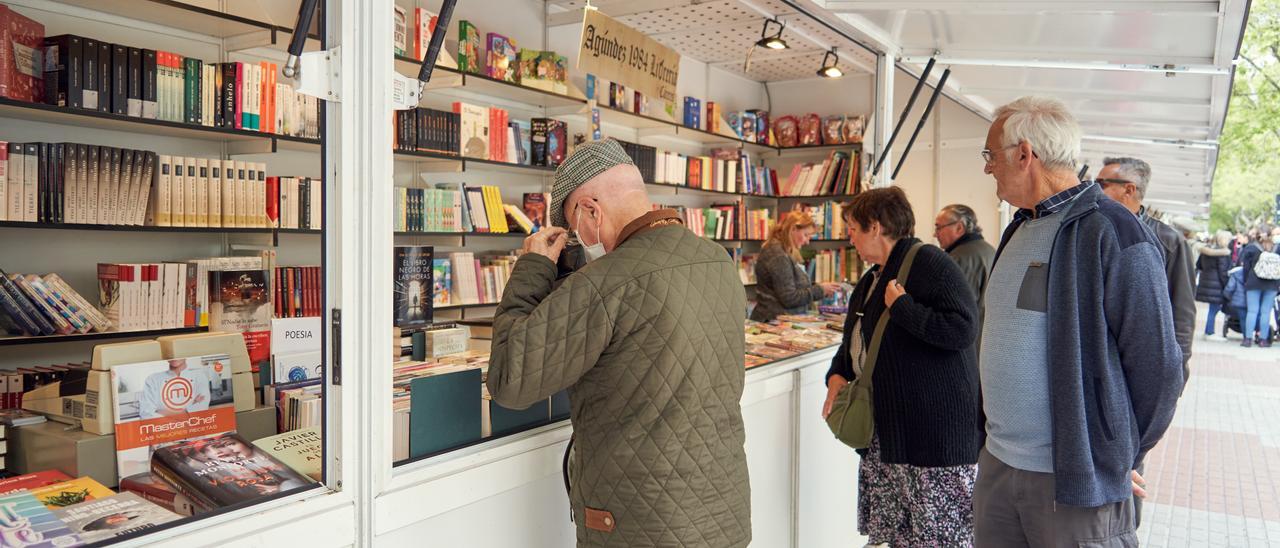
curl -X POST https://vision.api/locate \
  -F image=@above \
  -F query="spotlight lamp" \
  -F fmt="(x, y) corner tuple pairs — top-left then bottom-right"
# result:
(817, 49), (843, 78)
(756, 18), (788, 50)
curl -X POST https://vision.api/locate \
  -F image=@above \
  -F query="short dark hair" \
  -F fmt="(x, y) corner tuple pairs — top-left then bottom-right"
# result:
(842, 187), (915, 240)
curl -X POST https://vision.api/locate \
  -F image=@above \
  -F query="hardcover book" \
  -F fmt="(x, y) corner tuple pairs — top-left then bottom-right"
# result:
(0, 491), (79, 547)
(453, 102), (489, 160)
(51, 492), (180, 544)
(110, 355), (237, 478)
(518, 50), (567, 95)
(394, 246), (433, 328)
(0, 5), (45, 103)
(28, 477), (115, 510)
(251, 426), (321, 481)
(150, 432), (315, 509)
(457, 20), (482, 74)
(485, 33), (517, 83)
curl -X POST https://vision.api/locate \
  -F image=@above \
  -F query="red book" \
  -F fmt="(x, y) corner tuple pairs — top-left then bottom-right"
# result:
(266, 176), (280, 225)
(0, 470), (73, 496)
(0, 6), (45, 102)
(233, 62), (244, 130)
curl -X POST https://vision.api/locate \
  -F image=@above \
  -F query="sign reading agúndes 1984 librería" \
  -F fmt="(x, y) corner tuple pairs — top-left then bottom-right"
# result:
(578, 9), (680, 103)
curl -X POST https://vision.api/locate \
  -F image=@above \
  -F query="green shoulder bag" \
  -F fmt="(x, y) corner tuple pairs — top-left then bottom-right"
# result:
(825, 242), (924, 449)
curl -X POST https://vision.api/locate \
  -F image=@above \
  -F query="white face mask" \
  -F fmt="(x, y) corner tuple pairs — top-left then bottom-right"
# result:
(576, 207), (607, 262)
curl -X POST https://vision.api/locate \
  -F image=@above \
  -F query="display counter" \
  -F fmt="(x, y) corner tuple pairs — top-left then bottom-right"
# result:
(374, 346), (861, 548)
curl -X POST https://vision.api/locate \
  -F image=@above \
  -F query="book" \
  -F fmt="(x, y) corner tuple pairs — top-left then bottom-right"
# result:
(457, 20), (482, 73)
(486, 33), (517, 83)
(41, 35), (82, 109)
(208, 270), (272, 372)
(522, 193), (547, 232)
(29, 477), (115, 510)
(431, 259), (451, 307)
(0, 408), (46, 427)
(251, 426), (321, 481)
(118, 473), (202, 516)
(518, 50), (567, 94)
(110, 355), (237, 478)
(0, 5), (45, 103)
(393, 6), (407, 56)
(394, 246), (433, 328)
(0, 491), (80, 546)
(413, 8), (439, 61)
(0, 471), (73, 496)
(151, 432), (314, 509)
(453, 102), (489, 160)
(51, 492), (181, 543)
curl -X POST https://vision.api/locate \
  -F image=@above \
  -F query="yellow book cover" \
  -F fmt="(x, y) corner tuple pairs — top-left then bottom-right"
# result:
(483, 186), (508, 233)
(251, 426), (322, 481)
(30, 477), (116, 509)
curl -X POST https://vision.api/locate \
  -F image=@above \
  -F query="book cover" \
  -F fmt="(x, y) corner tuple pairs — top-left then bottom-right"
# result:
(0, 471), (72, 496)
(485, 33), (517, 83)
(118, 473), (201, 516)
(208, 270), (271, 371)
(519, 50), (567, 94)
(457, 21), (481, 73)
(0, 5), (45, 103)
(28, 477), (115, 510)
(522, 193), (547, 232)
(413, 8), (438, 60)
(41, 35), (81, 109)
(454, 102), (489, 160)
(394, 246), (433, 328)
(150, 432), (314, 508)
(110, 355), (237, 479)
(431, 259), (451, 307)
(250, 426), (321, 481)
(51, 492), (180, 543)
(393, 6), (407, 56)
(0, 491), (79, 547)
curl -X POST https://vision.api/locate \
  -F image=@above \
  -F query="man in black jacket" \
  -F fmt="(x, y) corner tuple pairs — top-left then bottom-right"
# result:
(934, 204), (996, 300)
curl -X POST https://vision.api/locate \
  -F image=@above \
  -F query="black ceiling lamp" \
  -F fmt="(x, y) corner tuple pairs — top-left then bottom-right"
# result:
(756, 18), (789, 50)
(817, 48), (843, 78)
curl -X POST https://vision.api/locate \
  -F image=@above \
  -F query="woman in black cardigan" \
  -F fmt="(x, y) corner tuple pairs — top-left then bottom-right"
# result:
(821, 187), (982, 547)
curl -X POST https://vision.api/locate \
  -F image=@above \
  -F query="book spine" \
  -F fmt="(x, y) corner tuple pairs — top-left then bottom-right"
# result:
(0, 275), (42, 336)
(234, 62), (244, 130)
(142, 49), (157, 118)
(221, 63), (236, 128)
(184, 57), (198, 124)
(185, 159), (197, 227)
(150, 458), (220, 510)
(112, 44), (128, 115)
(127, 47), (142, 116)
(82, 38), (98, 111)
(208, 161), (221, 227)
(221, 159), (235, 226)
(97, 42), (112, 113)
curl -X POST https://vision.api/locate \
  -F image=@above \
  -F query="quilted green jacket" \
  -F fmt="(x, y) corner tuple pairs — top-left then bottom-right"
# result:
(487, 222), (751, 548)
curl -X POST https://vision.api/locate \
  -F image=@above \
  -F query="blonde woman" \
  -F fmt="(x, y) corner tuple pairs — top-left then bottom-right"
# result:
(751, 211), (841, 321)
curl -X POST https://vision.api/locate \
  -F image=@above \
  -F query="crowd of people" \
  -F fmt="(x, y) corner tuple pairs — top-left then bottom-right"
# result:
(479, 95), (1272, 547)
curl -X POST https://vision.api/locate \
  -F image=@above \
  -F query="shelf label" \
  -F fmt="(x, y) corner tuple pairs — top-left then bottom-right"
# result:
(578, 9), (680, 103)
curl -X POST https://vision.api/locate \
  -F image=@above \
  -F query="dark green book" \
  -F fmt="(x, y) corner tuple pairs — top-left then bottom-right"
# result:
(409, 368), (482, 458)
(184, 57), (202, 125)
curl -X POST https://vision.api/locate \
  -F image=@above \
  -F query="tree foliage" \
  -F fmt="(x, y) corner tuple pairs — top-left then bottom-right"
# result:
(1213, 0), (1280, 231)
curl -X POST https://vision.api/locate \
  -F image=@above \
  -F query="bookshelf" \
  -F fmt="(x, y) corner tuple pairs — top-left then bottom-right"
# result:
(45, 0), (323, 50)
(0, 326), (207, 347)
(0, 221), (320, 235)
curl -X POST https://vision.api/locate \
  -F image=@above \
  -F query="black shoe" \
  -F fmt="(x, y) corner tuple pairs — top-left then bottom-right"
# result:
(1262, 339), (1273, 348)
(1243, 339), (1254, 348)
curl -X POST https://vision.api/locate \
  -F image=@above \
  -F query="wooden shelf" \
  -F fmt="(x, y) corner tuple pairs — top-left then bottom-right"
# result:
(0, 326), (208, 347)
(0, 98), (320, 148)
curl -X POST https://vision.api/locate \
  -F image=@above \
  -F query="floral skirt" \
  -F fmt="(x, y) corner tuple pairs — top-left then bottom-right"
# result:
(857, 434), (978, 547)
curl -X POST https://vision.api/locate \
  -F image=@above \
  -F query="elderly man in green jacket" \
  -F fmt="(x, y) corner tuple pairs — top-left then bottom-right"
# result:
(486, 139), (752, 547)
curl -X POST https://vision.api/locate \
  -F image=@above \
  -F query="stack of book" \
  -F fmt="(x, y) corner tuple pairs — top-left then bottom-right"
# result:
(274, 265), (323, 318)
(270, 176), (323, 230)
(392, 350), (491, 461)
(780, 150), (862, 196)
(392, 6), (439, 61)
(34, 32), (319, 137)
(743, 208), (772, 241)
(743, 315), (843, 368)
(0, 366), (84, 409)
(0, 268), (109, 336)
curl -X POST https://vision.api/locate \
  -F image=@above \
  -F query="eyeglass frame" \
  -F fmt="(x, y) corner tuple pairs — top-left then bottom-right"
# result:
(1093, 177), (1135, 187)
(980, 144), (1020, 164)
(933, 220), (960, 234)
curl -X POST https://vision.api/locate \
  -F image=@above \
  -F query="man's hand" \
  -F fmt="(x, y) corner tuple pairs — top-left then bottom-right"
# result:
(523, 227), (569, 263)
(1131, 469), (1147, 499)
(819, 282), (842, 297)
(884, 279), (906, 308)
(822, 375), (849, 419)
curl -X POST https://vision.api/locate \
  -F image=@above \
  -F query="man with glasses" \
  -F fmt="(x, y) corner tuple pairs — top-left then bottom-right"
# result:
(935, 204), (995, 300)
(972, 96), (1182, 547)
(1096, 157), (1195, 386)
(486, 139), (752, 547)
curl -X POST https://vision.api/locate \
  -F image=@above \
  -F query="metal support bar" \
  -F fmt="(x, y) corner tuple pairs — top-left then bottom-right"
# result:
(901, 56), (1230, 75)
(872, 52), (894, 187)
(873, 57), (934, 177)
(892, 68), (949, 179)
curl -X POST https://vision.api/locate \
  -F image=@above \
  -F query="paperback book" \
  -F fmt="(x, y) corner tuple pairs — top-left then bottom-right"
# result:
(394, 246), (433, 328)
(251, 426), (321, 481)
(51, 492), (180, 544)
(208, 270), (272, 372)
(0, 491), (80, 547)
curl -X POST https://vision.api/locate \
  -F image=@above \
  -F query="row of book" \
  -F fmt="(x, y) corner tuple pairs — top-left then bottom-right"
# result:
(392, 6), (439, 61)
(666, 203), (767, 241)
(795, 201), (850, 240)
(615, 139), (783, 196)
(456, 20), (568, 94)
(272, 176), (323, 231)
(436, 251), (519, 307)
(782, 150), (863, 197)
(274, 266), (323, 319)
(391, 105), (569, 169)
(27, 26), (321, 137)
(393, 184), (543, 234)
(0, 268), (110, 336)
(808, 248), (858, 285)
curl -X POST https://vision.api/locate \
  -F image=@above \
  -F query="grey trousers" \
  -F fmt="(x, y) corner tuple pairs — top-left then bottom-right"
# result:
(973, 448), (1138, 548)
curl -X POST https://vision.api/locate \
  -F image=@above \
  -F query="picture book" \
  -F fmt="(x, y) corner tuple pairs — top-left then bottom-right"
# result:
(485, 33), (517, 83)
(518, 50), (568, 95)
(394, 246), (433, 328)
(458, 21), (482, 74)
(51, 492), (180, 544)
(151, 432), (315, 509)
(110, 355), (237, 479)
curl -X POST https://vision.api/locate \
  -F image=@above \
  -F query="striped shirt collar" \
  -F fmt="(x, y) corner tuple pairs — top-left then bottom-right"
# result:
(1014, 182), (1094, 222)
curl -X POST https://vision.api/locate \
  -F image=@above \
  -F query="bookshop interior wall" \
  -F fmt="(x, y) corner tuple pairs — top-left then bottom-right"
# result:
(0, 0), (999, 546)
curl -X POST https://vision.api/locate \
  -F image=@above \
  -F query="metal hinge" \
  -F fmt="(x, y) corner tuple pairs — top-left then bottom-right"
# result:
(331, 308), (342, 386)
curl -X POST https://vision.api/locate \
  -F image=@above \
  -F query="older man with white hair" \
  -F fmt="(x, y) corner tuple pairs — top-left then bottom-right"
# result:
(973, 96), (1184, 547)
(1097, 156), (1196, 385)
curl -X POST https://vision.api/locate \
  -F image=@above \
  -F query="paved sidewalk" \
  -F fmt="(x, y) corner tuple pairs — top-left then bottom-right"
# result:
(1139, 304), (1280, 548)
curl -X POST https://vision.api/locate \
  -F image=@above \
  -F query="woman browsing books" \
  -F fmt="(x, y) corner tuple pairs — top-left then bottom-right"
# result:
(751, 211), (842, 321)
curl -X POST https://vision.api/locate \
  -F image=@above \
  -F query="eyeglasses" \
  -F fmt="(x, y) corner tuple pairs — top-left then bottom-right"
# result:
(1093, 178), (1134, 186)
(933, 221), (959, 233)
(981, 144), (1019, 164)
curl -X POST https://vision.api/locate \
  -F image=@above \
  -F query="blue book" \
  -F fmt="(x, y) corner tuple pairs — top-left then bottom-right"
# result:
(0, 491), (80, 547)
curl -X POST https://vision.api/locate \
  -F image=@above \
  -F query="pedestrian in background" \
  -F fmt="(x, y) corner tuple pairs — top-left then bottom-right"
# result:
(1196, 230), (1235, 342)
(1238, 227), (1280, 347)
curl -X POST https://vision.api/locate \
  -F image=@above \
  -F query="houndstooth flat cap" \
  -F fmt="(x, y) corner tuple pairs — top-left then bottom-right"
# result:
(549, 139), (635, 228)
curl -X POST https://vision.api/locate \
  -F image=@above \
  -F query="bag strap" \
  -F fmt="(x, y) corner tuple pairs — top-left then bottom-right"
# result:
(853, 242), (925, 389)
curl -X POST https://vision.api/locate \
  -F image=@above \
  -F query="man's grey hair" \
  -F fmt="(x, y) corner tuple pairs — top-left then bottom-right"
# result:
(941, 204), (982, 235)
(994, 96), (1082, 172)
(1102, 157), (1152, 199)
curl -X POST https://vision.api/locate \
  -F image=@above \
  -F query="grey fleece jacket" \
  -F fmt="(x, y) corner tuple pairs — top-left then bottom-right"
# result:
(992, 184), (1183, 508)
